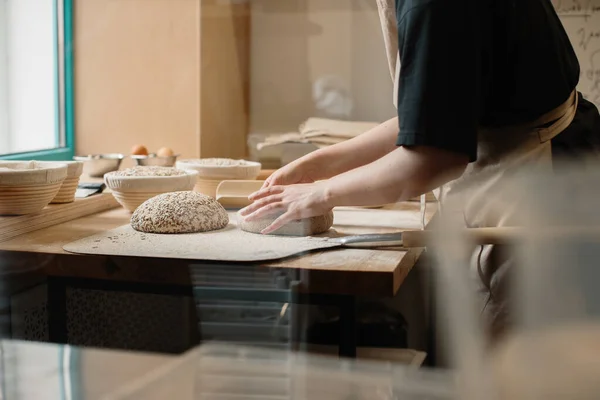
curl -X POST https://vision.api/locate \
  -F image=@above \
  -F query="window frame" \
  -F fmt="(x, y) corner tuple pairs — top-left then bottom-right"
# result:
(0, 0), (74, 161)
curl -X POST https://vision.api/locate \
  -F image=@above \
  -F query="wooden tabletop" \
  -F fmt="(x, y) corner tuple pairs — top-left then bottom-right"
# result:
(0, 200), (436, 297)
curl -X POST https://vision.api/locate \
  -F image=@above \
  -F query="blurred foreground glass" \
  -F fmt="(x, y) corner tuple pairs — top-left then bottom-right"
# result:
(429, 160), (600, 400)
(103, 343), (456, 400)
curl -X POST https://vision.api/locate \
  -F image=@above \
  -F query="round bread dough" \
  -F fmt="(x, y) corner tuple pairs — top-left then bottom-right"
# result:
(238, 210), (334, 236)
(131, 191), (229, 234)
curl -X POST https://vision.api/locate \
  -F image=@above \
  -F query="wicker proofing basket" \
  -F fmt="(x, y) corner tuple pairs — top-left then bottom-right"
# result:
(176, 159), (262, 180)
(51, 161), (84, 204)
(0, 161), (68, 215)
(104, 169), (198, 213)
(176, 159), (262, 198)
(110, 191), (169, 213)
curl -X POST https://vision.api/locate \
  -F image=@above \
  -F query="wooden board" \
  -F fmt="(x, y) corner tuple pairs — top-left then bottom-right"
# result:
(0, 193), (119, 242)
(256, 169), (275, 181)
(216, 180), (263, 208)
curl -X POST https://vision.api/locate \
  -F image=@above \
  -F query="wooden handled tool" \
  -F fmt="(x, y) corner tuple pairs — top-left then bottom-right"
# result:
(354, 226), (600, 249)
(326, 229), (515, 249)
(402, 227), (523, 248)
(311, 228), (524, 250)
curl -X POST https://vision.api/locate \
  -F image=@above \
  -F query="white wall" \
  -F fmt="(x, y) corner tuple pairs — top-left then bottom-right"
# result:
(250, 0), (396, 134)
(554, 0), (600, 108)
(0, 0), (57, 155)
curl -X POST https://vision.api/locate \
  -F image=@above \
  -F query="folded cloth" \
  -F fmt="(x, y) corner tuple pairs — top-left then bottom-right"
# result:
(256, 133), (303, 150)
(305, 136), (348, 146)
(257, 118), (381, 150)
(299, 117), (380, 138)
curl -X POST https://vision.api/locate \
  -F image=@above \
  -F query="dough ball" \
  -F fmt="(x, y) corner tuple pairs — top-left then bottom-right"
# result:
(238, 210), (334, 236)
(131, 144), (149, 156)
(131, 191), (229, 234)
(157, 147), (174, 157)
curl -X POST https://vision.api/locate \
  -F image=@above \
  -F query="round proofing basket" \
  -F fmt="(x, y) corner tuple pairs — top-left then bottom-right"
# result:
(110, 191), (166, 213)
(104, 169), (198, 212)
(51, 176), (81, 204)
(0, 182), (64, 215)
(51, 161), (83, 204)
(0, 161), (68, 215)
(176, 159), (262, 180)
(0, 161), (68, 185)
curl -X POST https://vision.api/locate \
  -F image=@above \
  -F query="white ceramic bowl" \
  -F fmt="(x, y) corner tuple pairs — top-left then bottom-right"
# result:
(131, 154), (180, 167)
(176, 158), (262, 197)
(104, 167), (198, 212)
(175, 159), (262, 180)
(0, 161), (68, 215)
(51, 161), (84, 204)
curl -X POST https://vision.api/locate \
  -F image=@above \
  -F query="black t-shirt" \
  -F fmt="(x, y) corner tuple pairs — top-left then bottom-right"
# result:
(395, 0), (580, 161)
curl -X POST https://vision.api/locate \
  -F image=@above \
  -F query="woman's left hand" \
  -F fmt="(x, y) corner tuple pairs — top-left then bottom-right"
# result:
(239, 182), (333, 234)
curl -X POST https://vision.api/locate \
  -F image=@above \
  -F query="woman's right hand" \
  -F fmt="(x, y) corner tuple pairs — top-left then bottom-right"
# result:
(260, 158), (320, 189)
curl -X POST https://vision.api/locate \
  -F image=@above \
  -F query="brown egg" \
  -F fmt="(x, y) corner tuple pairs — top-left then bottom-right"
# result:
(131, 145), (149, 156)
(157, 147), (174, 157)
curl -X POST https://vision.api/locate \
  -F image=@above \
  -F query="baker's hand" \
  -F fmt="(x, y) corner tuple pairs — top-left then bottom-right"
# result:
(261, 159), (319, 190)
(240, 182), (333, 234)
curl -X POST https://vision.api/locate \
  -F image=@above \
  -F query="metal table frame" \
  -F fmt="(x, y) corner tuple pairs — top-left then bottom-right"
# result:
(46, 273), (360, 357)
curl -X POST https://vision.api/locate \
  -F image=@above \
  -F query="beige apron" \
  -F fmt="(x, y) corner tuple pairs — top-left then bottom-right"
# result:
(376, 0), (401, 109)
(376, 0), (579, 340)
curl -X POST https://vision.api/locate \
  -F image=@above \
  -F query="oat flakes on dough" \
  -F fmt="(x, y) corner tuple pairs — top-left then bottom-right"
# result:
(131, 191), (229, 234)
(238, 210), (334, 236)
(112, 166), (186, 177)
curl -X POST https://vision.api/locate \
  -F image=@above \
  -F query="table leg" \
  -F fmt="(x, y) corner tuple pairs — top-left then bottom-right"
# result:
(47, 277), (67, 343)
(289, 281), (301, 352)
(338, 295), (357, 358)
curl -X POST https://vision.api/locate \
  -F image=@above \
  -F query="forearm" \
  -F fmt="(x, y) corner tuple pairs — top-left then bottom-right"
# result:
(295, 117), (399, 180)
(324, 145), (469, 207)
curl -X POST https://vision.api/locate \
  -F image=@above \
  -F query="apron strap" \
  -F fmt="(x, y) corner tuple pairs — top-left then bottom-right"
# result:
(531, 90), (579, 143)
(434, 90), (579, 216)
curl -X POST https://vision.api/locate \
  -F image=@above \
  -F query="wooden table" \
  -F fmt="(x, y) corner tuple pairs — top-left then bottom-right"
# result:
(0, 199), (436, 357)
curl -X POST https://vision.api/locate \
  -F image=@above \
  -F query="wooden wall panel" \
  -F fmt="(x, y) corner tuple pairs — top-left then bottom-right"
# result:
(74, 0), (250, 162)
(199, 0), (250, 159)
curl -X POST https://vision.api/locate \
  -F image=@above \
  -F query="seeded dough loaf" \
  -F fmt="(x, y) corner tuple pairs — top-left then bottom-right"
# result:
(131, 191), (229, 234)
(238, 210), (334, 236)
